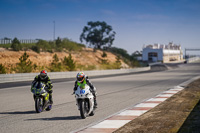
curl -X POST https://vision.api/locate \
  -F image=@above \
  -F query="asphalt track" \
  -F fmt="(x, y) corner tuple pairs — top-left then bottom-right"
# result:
(0, 63), (200, 133)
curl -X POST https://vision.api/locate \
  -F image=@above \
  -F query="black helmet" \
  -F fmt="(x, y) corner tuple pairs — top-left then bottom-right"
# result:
(40, 70), (47, 80)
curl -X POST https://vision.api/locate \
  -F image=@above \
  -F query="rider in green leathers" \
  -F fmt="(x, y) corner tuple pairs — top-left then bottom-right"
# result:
(32, 70), (53, 104)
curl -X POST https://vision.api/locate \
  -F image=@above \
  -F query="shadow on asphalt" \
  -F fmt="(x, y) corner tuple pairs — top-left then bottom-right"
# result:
(0, 110), (35, 115)
(26, 116), (81, 121)
(178, 99), (200, 132)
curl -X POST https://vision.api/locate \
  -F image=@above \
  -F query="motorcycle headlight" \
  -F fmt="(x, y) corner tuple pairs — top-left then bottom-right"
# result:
(40, 89), (46, 94)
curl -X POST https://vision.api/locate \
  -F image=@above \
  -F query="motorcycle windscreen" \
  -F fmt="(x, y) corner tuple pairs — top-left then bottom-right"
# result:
(34, 82), (44, 89)
(79, 84), (86, 89)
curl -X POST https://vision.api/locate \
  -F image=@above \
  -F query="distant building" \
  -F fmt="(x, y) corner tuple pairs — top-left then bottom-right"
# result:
(142, 42), (183, 63)
(0, 39), (39, 44)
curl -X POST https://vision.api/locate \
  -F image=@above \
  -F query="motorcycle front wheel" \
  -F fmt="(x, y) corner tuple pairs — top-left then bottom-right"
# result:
(35, 97), (43, 113)
(80, 100), (87, 119)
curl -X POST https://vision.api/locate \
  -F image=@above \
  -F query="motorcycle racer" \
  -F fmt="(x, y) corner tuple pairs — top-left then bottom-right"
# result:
(73, 72), (97, 108)
(31, 70), (53, 104)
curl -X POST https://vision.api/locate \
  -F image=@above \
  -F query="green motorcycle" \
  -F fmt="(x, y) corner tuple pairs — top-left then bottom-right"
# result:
(31, 82), (52, 113)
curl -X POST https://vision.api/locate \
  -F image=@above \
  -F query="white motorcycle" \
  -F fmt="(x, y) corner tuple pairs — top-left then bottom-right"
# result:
(74, 84), (95, 119)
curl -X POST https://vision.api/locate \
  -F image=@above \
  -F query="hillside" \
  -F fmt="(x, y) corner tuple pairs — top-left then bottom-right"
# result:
(0, 47), (129, 73)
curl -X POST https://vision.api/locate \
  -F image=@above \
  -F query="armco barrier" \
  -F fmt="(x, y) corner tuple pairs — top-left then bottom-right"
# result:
(0, 67), (150, 83)
(186, 57), (200, 63)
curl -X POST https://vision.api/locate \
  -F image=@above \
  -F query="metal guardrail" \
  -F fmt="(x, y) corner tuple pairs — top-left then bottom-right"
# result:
(0, 67), (150, 83)
(186, 57), (200, 63)
(148, 62), (162, 66)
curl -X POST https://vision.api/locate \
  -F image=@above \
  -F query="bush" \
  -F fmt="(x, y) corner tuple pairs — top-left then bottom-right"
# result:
(100, 59), (108, 64)
(62, 38), (85, 51)
(2, 37), (85, 53)
(36, 40), (52, 52)
(49, 54), (62, 72)
(0, 44), (11, 49)
(100, 51), (108, 64)
(107, 47), (141, 68)
(102, 51), (107, 58)
(62, 53), (76, 71)
(15, 52), (33, 73)
(21, 43), (36, 51)
(0, 64), (6, 74)
(31, 45), (40, 53)
(107, 47), (130, 59)
(115, 55), (122, 69)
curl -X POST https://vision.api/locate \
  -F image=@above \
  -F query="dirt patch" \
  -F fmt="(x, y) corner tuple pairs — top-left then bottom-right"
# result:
(0, 48), (129, 73)
(114, 78), (200, 133)
(178, 97), (200, 132)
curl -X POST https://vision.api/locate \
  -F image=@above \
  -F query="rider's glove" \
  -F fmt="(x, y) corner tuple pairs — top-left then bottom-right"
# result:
(44, 86), (49, 91)
(48, 90), (53, 93)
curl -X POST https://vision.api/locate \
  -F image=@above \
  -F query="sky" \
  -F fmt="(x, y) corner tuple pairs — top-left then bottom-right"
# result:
(0, 0), (200, 55)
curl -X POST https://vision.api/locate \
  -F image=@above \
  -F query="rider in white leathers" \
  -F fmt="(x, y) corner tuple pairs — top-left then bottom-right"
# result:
(73, 72), (97, 108)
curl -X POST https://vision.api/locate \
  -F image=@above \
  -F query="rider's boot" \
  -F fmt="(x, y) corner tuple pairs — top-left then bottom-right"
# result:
(49, 94), (53, 104)
(91, 89), (97, 108)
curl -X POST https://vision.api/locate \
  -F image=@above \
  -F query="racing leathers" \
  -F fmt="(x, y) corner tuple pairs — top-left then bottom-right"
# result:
(32, 75), (53, 104)
(73, 75), (97, 108)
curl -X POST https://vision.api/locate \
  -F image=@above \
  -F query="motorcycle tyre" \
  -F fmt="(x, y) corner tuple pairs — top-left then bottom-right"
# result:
(80, 100), (87, 119)
(35, 98), (43, 113)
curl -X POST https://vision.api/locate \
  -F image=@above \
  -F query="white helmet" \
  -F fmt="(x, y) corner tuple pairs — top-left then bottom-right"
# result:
(76, 72), (85, 83)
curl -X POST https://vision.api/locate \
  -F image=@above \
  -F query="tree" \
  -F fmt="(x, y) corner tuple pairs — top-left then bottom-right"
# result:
(11, 37), (22, 51)
(15, 52), (33, 73)
(80, 21), (116, 49)
(3, 37), (11, 40)
(55, 37), (62, 52)
(62, 53), (76, 71)
(50, 54), (62, 72)
(107, 47), (130, 60)
(56, 37), (62, 47)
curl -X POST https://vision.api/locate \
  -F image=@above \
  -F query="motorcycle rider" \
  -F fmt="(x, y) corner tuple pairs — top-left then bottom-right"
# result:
(73, 72), (97, 108)
(31, 70), (53, 104)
